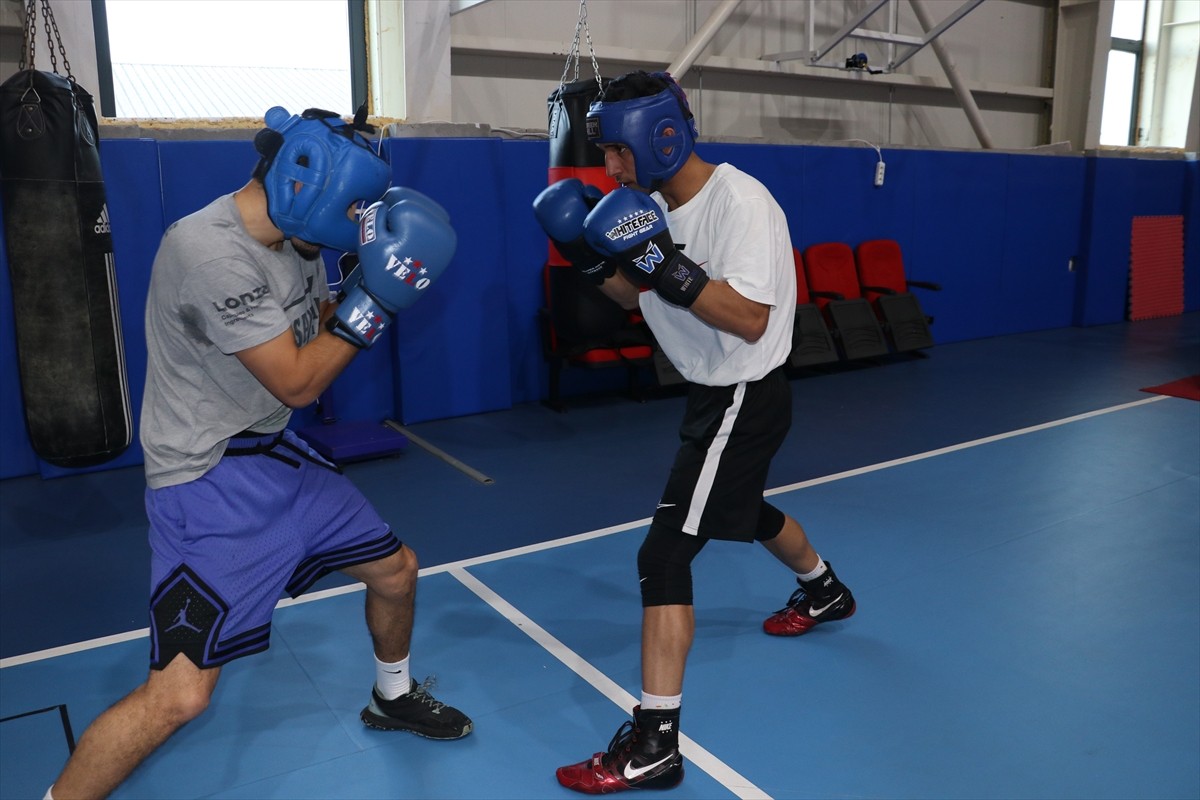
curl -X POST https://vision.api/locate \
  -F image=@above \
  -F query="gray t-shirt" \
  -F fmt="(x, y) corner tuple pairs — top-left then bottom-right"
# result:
(140, 193), (329, 488)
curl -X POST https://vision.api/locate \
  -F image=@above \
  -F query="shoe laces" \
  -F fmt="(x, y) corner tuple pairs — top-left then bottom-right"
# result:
(777, 585), (808, 613)
(410, 676), (448, 712)
(602, 719), (638, 766)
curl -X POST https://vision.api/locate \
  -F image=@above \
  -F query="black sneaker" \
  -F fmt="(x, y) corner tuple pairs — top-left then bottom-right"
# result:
(360, 677), (473, 739)
(762, 562), (856, 636)
(556, 705), (684, 794)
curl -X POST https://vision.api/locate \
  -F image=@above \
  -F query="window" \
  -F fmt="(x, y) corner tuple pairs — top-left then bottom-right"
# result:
(1137, 0), (1199, 147)
(1100, 49), (1140, 145)
(1099, 0), (1146, 146)
(93, 0), (365, 119)
(1098, 0), (1199, 148)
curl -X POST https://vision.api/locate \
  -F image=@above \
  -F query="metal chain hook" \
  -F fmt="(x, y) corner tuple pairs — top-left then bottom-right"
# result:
(19, 0), (36, 72)
(21, 0), (74, 80)
(579, 0), (603, 95)
(41, 0), (74, 81)
(556, 0), (584, 92)
(42, 1), (56, 75)
(557, 0), (603, 94)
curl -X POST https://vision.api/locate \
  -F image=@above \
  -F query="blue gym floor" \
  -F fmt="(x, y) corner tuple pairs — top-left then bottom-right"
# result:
(1, 315), (1198, 800)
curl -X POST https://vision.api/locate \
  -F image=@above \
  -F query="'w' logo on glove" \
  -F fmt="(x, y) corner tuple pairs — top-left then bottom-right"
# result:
(634, 241), (664, 274)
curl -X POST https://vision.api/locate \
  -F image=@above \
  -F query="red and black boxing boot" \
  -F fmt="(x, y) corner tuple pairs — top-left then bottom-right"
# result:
(556, 705), (684, 794)
(762, 562), (856, 636)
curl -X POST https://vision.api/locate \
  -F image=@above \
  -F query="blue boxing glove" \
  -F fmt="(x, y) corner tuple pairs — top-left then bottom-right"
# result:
(532, 179), (615, 285)
(378, 185), (452, 223)
(331, 187), (449, 302)
(327, 191), (457, 348)
(583, 188), (709, 308)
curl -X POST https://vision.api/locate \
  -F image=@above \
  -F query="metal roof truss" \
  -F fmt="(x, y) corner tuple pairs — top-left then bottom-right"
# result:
(760, 0), (986, 73)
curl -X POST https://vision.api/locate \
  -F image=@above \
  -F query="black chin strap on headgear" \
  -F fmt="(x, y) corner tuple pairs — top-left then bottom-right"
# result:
(299, 103), (376, 142)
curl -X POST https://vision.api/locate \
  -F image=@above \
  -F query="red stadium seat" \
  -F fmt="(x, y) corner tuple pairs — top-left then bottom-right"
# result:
(788, 247), (839, 368)
(854, 239), (940, 353)
(801, 242), (888, 361)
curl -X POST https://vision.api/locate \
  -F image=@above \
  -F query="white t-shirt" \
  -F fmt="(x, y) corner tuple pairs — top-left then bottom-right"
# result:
(140, 193), (330, 488)
(639, 163), (795, 386)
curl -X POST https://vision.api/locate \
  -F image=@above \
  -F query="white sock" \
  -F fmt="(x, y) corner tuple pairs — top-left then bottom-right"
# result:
(797, 557), (827, 583)
(640, 691), (682, 711)
(375, 654), (410, 700)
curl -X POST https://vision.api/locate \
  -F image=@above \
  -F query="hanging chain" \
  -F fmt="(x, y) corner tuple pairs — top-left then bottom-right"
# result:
(44, 0), (74, 80)
(557, 0), (603, 95)
(20, 0), (74, 81)
(19, 0), (36, 71)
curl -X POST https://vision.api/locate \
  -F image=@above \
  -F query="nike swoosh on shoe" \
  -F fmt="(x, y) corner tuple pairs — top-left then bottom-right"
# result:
(623, 752), (675, 781)
(808, 594), (843, 618)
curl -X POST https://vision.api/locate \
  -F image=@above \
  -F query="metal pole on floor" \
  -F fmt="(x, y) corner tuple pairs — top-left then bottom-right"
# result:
(384, 420), (495, 485)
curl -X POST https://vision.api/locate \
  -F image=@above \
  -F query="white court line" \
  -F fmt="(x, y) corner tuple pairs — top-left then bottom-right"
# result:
(1, 394), (1168, 670)
(450, 567), (772, 800)
(765, 395), (1168, 496)
(0, 629), (151, 668)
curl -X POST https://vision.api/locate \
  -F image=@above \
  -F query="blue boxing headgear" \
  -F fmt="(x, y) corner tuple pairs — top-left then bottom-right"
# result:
(585, 74), (698, 190)
(257, 106), (390, 253)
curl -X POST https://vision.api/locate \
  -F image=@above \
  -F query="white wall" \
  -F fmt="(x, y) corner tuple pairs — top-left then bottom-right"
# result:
(1, 0), (100, 95)
(449, 0), (1056, 150)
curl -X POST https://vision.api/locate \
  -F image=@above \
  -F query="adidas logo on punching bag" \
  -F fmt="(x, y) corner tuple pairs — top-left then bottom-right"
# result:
(94, 203), (111, 234)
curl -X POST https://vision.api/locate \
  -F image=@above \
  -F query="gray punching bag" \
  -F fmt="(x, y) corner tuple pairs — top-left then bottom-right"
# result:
(0, 52), (132, 467)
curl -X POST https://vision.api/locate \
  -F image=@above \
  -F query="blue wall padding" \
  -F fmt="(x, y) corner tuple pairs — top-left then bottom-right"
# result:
(159, 141), (259, 225)
(387, 137), (515, 423)
(998, 153), (1086, 332)
(0, 135), (1195, 479)
(909, 149), (1012, 340)
(501, 140), (561, 408)
(789, 144), (921, 248)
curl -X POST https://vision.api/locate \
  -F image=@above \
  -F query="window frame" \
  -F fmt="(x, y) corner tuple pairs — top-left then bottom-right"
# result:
(89, 0), (368, 120)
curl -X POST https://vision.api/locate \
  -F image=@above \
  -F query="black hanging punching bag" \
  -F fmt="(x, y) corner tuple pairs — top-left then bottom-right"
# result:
(546, 77), (684, 387)
(544, 78), (629, 346)
(0, 68), (133, 468)
(547, 78), (613, 197)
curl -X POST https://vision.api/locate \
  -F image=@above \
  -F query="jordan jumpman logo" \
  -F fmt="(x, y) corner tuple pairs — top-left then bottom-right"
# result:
(165, 598), (203, 633)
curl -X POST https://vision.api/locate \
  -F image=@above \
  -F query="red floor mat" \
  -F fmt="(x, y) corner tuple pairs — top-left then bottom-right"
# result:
(1140, 375), (1200, 401)
(1128, 216), (1184, 321)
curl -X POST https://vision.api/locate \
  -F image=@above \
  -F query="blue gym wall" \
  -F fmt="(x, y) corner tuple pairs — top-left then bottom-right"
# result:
(0, 138), (1196, 479)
